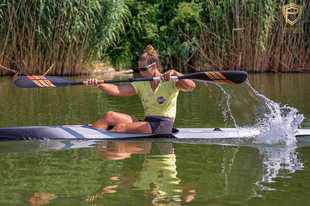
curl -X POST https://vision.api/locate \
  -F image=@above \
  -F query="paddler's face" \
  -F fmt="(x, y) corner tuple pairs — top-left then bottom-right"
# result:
(138, 60), (156, 77)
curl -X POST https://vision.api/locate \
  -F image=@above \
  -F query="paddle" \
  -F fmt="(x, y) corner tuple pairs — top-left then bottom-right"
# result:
(14, 71), (248, 88)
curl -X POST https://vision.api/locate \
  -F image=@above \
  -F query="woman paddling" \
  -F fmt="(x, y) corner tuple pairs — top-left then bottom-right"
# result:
(87, 45), (196, 134)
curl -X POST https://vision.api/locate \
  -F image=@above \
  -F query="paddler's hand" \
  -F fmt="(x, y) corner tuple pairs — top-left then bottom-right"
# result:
(162, 70), (177, 82)
(87, 79), (100, 86)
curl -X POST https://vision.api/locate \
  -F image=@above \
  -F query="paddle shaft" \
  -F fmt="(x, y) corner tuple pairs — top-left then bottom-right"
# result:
(84, 71), (247, 85)
(83, 76), (178, 85)
(14, 71), (248, 88)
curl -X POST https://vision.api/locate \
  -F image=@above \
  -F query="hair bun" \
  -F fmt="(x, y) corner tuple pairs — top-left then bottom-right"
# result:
(146, 44), (158, 57)
(146, 45), (154, 55)
(138, 44), (160, 67)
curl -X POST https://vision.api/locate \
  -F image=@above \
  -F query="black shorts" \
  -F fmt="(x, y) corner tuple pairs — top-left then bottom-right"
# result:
(143, 116), (174, 134)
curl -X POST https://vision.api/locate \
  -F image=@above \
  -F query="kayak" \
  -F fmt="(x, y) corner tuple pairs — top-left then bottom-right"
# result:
(0, 125), (310, 141)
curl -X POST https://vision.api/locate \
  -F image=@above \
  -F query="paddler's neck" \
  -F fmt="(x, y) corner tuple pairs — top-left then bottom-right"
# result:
(151, 69), (161, 78)
(150, 70), (161, 90)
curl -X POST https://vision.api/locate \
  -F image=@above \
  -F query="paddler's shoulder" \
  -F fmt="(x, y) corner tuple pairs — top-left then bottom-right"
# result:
(131, 81), (148, 86)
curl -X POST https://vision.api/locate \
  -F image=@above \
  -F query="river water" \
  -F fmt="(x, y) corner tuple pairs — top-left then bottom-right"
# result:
(0, 72), (310, 205)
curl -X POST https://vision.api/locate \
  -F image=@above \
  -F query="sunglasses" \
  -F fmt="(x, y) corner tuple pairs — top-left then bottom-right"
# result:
(138, 62), (156, 72)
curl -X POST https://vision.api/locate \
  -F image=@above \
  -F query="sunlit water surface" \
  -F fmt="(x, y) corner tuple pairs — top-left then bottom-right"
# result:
(0, 73), (310, 205)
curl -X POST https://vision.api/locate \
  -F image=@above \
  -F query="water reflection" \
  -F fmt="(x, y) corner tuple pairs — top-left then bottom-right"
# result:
(85, 141), (305, 204)
(88, 142), (196, 205)
(0, 140), (307, 205)
(255, 145), (304, 191)
(28, 192), (56, 206)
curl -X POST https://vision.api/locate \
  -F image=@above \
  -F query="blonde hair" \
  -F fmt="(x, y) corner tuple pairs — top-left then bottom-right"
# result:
(138, 45), (160, 67)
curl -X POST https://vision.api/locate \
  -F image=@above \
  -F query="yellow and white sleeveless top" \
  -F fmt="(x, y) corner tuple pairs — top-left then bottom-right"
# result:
(131, 80), (179, 121)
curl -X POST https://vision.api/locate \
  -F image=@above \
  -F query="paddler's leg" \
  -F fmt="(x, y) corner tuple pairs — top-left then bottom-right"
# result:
(110, 121), (152, 134)
(92, 111), (137, 130)
(91, 111), (151, 133)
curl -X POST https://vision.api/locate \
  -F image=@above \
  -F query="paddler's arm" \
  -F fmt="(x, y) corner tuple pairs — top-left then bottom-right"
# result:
(162, 70), (196, 92)
(87, 79), (136, 97)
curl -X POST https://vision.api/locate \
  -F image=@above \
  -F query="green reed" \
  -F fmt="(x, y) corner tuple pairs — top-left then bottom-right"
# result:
(0, 0), (129, 75)
(178, 0), (309, 72)
(1, 0), (308, 75)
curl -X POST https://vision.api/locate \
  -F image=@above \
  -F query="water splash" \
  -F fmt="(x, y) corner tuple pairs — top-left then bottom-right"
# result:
(253, 103), (304, 145)
(216, 80), (304, 145)
(217, 85), (238, 127)
(245, 81), (304, 145)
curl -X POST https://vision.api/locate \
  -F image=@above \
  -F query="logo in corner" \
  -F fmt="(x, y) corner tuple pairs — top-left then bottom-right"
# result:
(282, 3), (302, 26)
(156, 96), (166, 104)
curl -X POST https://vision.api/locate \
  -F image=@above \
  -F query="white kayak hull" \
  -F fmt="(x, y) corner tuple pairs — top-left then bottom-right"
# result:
(0, 125), (310, 141)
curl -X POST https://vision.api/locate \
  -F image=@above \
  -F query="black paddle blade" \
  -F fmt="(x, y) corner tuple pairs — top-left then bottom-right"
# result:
(14, 76), (83, 88)
(181, 71), (248, 84)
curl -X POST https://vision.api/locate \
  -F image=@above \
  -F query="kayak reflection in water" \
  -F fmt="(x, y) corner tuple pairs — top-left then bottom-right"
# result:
(87, 45), (195, 134)
(85, 142), (196, 204)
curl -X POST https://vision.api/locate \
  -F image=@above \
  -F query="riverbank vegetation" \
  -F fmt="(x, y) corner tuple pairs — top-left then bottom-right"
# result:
(0, 0), (309, 75)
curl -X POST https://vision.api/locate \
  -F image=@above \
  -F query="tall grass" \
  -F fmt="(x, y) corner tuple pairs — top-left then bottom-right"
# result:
(1, 0), (309, 75)
(178, 0), (309, 72)
(0, 0), (130, 75)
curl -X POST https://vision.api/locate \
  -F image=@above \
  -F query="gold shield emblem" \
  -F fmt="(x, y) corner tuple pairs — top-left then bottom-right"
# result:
(282, 3), (303, 25)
